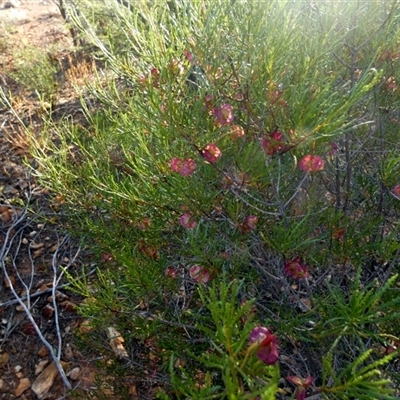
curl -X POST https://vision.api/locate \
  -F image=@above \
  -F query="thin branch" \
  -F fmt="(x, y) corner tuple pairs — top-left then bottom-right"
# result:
(0, 202), (71, 389)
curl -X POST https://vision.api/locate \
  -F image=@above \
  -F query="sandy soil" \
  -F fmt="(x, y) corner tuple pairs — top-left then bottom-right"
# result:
(0, 1), (69, 50)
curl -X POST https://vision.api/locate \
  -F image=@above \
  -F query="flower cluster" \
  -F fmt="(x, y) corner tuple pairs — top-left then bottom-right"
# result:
(283, 257), (310, 280)
(249, 326), (279, 365)
(170, 157), (196, 176)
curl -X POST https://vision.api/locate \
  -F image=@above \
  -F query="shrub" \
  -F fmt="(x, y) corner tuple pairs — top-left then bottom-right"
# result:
(29, 0), (400, 398)
(9, 45), (58, 101)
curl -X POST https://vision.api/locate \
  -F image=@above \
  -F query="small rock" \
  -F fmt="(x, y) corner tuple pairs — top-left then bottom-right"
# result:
(0, 378), (7, 393)
(78, 319), (95, 334)
(4, 0), (21, 8)
(21, 322), (36, 336)
(0, 352), (9, 368)
(35, 360), (50, 376)
(60, 300), (77, 313)
(3, 275), (15, 288)
(38, 346), (49, 358)
(14, 377), (31, 397)
(14, 365), (22, 373)
(42, 305), (55, 319)
(64, 345), (73, 360)
(32, 361), (68, 399)
(68, 367), (80, 381)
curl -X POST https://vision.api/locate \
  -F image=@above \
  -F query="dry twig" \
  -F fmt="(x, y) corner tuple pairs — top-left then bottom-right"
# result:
(0, 200), (80, 390)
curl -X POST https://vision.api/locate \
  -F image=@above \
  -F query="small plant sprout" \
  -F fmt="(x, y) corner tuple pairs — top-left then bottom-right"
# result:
(249, 326), (279, 365)
(299, 155), (325, 172)
(284, 257), (310, 280)
(202, 143), (222, 163)
(286, 375), (314, 400)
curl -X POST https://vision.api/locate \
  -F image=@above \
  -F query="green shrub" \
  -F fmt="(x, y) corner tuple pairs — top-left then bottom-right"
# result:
(9, 46), (58, 101)
(29, 0), (400, 398)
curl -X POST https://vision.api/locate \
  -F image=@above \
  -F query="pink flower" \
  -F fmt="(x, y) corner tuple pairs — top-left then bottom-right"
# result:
(238, 215), (258, 234)
(165, 267), (178, 279)
(137, 218), (151, 231)
(101, 253), (114, 263)
(299, 155), (325, 172)
(202, 143), (222, 163)
(249, 326), (279, 365)
(283, 257), (310, 280)
(392, 184), (400, 199)
(139, 67), (160, 88)
(261, 130), (287, 156)
(286, 375), (314, 400)
(179, 212), (197, 229)
(332, 227), (345, 242)
(249, 326), (270, 343)
(229, 125), (245, 140)
(180, 159), (196, 176)
(189, 265), (210, 283)
(329, 142), (339, 156)
(380, 50), (400, 61)
(386, 341), (399, 355)
(203, 94), (214, 111)
(170, 158), (196, 176)
(137, 240), (159, 260)
(212, 104), (234, 125)
(183, 50), (194, 63)
(386, 76), (398, 92)
(170, 157), (183, 172)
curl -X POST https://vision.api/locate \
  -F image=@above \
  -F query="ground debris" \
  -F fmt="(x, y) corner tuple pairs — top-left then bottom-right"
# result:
(32, 361), (68, 399)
